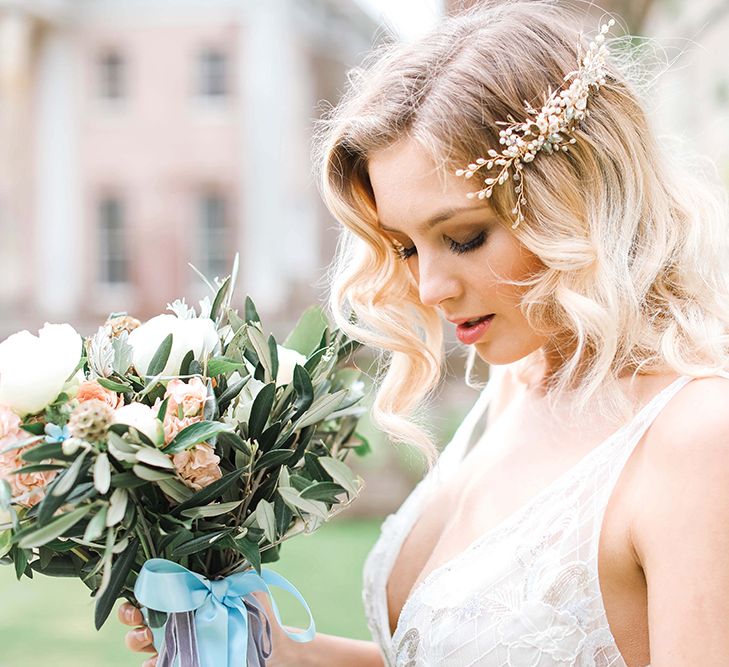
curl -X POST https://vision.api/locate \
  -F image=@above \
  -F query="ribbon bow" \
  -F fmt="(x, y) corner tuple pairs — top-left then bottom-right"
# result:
(134, 558), (316, 667)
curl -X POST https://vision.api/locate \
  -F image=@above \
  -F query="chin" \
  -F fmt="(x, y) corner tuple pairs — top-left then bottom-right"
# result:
(475, 337), (544, 368)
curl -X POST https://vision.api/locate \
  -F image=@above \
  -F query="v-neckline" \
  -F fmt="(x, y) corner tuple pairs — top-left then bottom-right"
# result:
(386, 372), (690, 640)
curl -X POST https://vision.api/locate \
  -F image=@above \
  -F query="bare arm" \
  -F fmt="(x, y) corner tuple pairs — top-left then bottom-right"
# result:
(282, 631), (385, 667)
(632, 379), (729, 664)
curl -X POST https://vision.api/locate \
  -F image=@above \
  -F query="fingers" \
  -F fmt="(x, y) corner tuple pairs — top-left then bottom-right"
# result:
(118, 602), (144, 627)
(142, 657), (158, 667)
(125, 626), (157, 654)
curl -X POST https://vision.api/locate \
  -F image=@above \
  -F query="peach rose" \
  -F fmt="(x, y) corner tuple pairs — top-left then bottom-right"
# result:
(0, 403), (22, 445)
(77, 380), (124, 409)
(172, 443), (222, 491)
(162, 378), (210, 444)
(0, 403), (56, 507)
(165, 377), (209, 418)
(163, 414), (199, 445)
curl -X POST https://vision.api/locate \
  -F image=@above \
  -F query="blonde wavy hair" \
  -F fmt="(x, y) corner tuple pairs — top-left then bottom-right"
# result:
(313, 0), (729, 467)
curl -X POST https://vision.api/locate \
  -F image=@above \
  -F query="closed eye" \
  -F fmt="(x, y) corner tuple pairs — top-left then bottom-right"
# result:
(392, 230), (487, 261)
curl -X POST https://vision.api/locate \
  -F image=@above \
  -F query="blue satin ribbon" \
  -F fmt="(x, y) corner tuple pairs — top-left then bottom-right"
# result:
(134, 558), (316, 666)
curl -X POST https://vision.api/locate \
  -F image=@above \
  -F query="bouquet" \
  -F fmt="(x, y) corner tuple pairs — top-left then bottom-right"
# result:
(0, 260), (369, 666)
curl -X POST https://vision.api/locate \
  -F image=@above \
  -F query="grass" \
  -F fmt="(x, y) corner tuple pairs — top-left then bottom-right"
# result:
(0, 518), (382, 667)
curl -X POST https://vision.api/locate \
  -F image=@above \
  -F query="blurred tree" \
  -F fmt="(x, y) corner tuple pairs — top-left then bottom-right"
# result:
(600, 0), (656, 33)
(445, 0), (657, 32)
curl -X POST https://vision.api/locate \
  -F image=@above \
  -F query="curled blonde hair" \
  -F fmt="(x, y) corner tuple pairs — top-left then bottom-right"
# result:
(313, 0), (729, 467)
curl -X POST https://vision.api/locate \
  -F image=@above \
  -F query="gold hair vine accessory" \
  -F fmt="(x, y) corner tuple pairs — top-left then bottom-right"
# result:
(455, 18), (616, 229)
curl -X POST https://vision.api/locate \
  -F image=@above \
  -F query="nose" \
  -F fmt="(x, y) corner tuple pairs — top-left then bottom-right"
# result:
(414, 252), (461, 308)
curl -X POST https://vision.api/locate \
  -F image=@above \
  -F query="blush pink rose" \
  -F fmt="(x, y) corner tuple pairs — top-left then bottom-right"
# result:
(172, 443), (222, 491)
(0, 403), (56, 507)
(77, 380), (124, 409)
(165, 377), (209, 418)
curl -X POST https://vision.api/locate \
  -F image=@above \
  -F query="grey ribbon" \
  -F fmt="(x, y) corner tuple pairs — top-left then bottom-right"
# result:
(244, 596), (273, 667)
(157, 611), (199, 667)
(156, 596), (273, 667)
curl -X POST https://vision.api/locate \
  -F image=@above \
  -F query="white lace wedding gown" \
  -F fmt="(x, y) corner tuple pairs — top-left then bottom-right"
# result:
(362, 365), (726, 666)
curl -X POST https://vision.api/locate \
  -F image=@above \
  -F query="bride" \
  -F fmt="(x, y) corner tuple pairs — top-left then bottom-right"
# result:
(121, 1), (729, 665)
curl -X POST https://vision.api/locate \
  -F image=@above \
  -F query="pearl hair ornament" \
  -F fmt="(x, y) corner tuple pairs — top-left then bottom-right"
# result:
(456, 19), (616, 229)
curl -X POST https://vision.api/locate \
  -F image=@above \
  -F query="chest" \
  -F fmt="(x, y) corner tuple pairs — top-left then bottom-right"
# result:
(385, 388), (652, 666)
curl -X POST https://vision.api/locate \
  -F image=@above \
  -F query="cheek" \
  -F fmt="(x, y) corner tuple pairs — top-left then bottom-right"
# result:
(480, 237), (542, 305)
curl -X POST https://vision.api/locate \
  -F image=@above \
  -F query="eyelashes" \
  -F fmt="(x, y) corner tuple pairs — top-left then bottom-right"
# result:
(391, 230), (487, 262)
(392, 242), (416, 261)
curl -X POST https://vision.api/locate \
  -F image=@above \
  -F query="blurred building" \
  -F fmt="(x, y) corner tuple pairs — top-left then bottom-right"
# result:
(0, 0), (449, 519)
(0, 0), (377, 338)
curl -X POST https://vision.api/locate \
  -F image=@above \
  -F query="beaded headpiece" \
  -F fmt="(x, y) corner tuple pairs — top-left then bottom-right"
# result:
(456, 19), (615, 229)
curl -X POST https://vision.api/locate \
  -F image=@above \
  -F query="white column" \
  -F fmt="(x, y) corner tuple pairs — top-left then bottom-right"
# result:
(278, 5), (320, 293)
(0, 12), (33, 311)
(33, 24), (82, 318)
(238, 0), (320, 318)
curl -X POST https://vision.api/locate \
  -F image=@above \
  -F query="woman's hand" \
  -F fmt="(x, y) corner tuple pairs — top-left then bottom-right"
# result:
(117, 594), (294, 667)
(118, 602), (157, 667)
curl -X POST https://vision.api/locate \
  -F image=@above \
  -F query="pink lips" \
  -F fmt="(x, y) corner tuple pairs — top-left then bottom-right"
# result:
(455, 314), (495, 344)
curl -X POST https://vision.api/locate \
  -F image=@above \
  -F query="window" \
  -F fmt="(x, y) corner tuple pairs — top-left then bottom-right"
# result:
(98, 50), (125, 99)
(98, 196), (129, 284)
(198, 194), (229, 278)
(198, 49), (227, 98)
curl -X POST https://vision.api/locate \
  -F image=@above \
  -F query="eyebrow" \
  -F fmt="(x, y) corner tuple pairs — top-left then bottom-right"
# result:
(379, 205), (491, 234)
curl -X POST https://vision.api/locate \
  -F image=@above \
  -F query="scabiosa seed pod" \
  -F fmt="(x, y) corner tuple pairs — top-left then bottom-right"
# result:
(106, 314), (141, 338)
(67, 398), (115, 442)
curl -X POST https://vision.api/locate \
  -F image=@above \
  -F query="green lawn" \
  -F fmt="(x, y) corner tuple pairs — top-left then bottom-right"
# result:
(0, 518), (382, 667)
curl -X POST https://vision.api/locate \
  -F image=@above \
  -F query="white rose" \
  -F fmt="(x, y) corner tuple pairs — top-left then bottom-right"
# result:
(0, 323), (83, 416)
(276, 345), (307, 386)
(113, 403), (164, 446)
(128, 314), (219, 378)
(224, 371), (267, 427)
(63, 368), (86, 399)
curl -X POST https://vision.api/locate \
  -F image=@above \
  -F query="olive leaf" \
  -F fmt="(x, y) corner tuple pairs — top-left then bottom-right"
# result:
(106, 488), (128, 528)
(282, 305), (329, 357)
(255, 500), (276, 543)
(146, 333), (173, 377)
(94, 538), (140, 630)
(161, 421), (234, 455)
(18, 505), (94, 549)
(319, 456), (360, 496)
(93, 453), (112, 494)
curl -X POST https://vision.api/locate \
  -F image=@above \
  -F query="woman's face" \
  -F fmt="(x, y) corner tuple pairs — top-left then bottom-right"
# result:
(368, 138), (549, 366)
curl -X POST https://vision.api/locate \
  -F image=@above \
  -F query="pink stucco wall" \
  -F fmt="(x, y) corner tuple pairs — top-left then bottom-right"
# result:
(78, 20), (242, 317)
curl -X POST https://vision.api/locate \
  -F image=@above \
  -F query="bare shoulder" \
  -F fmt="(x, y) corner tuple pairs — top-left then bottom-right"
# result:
(647, 373), (729, 455)
(631, 373), (729, 664)
(637, 373), (729, 506)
